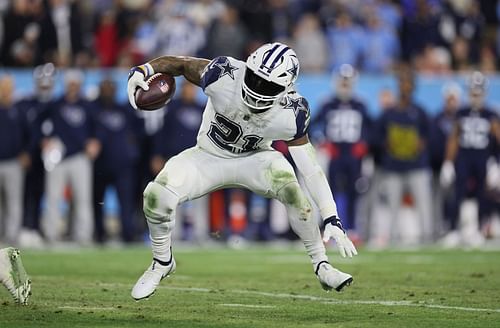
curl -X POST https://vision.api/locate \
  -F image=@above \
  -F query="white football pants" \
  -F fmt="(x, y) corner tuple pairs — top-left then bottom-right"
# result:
(145, 146), (327, 265)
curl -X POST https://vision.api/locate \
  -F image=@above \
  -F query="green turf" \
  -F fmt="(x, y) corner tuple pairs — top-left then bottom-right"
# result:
(1, 246), (500, 327)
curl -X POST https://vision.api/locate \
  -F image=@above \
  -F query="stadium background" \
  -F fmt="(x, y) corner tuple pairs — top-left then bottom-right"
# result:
(1, 0), (500, 248)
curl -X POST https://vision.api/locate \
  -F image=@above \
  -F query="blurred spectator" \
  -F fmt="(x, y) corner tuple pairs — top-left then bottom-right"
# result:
(375, 0), (402, 31)
(311, 64), (371, 238)
(92, 79), (144, 243)
(150, 1), (205, 57)
(239, 0), (273, 45)
(151, 82), (207, 242)
(292, 13), (328, 73)
(130, 12), (157, 65)
(430, 82), (462, 234)
(268, 0), (293, 41)
(0, 0), (42, 66)
(188, 0), (226, 29)
(40, 70), (99, 244)
(206, 5), (248, 59)
(431, 82), (462, 176)
(440, 72), (500, 247)
(479, 44), (497, 73)
(378, 88), (397, 112)
(439, 0), (484, 65)
(37, 0), (86, 67)
(16, 63), (56, 240)
(414, 46), (452, 74)
(400, 0), (441, 62)
(450, 36), (472, 71)
(0, 75), (30, 244)
(93, 9), (121, 67)
(361, 10), (400, 73)
(326, 11), (364, 70)
(375, 67), (434, 245)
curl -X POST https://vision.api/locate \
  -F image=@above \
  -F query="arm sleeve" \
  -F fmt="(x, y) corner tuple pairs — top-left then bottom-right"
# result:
(288, 142), (338, 219)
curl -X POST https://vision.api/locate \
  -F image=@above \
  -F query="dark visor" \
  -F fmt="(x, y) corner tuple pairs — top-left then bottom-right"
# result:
(244, 69), (285, 96)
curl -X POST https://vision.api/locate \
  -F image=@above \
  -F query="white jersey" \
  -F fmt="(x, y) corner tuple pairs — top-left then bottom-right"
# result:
(196, 56), (311, 158)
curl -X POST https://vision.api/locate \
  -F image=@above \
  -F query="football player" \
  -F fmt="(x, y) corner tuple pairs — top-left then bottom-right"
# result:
(17, 63), (56, 242)
(440, 71), (500, 246)
(127, 42), (358, 300)
(0, 247), (31, 305)
(311, 64), (371, 237)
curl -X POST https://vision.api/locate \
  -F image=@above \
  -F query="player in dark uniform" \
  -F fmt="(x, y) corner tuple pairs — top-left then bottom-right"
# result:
(311, 64), (371, 237)
(440, 71), (500, 247)
(92, 78), (144, 243)
(430, 83), (462, 235)
(16, 63), (55, 242)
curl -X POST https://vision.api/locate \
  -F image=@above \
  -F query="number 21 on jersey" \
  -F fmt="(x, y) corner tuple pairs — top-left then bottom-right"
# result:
(208, 113), (263, 153)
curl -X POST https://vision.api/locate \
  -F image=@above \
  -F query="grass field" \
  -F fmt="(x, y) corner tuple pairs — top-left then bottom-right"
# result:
(1, 245), (500, 328)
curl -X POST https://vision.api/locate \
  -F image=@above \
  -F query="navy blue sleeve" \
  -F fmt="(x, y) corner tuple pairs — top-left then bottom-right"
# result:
(417, 106), (430, 139)
(357, 101), (372, 142)
(293, 97), (311, 140)
(309, 102), (328, 143)
(200, 56), (227, 91)
(375, 112), (387, 149)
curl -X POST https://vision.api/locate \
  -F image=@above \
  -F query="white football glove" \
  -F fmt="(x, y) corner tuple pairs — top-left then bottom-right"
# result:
(127, 64), (151, 110)
(440, 160), (455, 188)
(322, 216), (358, 258)
(486, 157), (500, 190)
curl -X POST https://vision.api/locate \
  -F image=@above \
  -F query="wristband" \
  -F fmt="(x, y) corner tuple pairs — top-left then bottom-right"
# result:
(324, 216), (345, 233)
(128, 63), (154, 80)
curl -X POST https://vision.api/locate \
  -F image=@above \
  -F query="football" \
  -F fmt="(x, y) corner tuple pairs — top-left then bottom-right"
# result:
(135, 73), (176, 111)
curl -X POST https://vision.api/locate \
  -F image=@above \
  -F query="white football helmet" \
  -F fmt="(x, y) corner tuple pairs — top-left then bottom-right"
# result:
(242, 42), (299, 113)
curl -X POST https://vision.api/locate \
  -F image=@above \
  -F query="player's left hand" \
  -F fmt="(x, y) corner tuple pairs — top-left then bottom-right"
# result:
(322, 216), (358, 258)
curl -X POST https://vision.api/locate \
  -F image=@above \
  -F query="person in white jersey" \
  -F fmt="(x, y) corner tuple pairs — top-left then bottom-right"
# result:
(127, 42), (357, 300)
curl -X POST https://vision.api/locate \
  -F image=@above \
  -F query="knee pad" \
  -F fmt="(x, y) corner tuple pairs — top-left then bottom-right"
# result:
(143, 181), (179, 223)
(278, 182), (313, 221)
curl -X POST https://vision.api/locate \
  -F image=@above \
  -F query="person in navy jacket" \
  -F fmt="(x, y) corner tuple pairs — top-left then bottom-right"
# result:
(429, 83), (462, 235)
(92, 78), (144, 243)
(375, 67), (433, 245)
(0, 75), (30, 244)
(440, 72), (500, 247)
(16, 63), (56, 240)
(39, 70), (100, 244)
(310, 64), (371, 237)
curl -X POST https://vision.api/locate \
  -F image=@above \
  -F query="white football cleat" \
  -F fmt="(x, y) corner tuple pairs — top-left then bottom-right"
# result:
(315, 261), (353, 292)
(131, 253), (176, 300)
(0, 247), (31, 305)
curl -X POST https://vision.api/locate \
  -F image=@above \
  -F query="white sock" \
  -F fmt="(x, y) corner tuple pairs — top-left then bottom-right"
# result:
(288, 211), (329, 266)
(147, 218), (175, 263)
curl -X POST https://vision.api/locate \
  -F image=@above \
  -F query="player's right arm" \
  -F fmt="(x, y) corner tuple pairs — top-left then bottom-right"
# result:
(127, 56), (210, 109)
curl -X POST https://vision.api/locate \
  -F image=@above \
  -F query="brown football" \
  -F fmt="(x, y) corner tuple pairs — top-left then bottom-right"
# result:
(135, 73), (176, 111)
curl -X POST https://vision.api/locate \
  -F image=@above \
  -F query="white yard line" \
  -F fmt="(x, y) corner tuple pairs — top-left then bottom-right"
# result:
(86, 282), (500, 314)
(161, 286), (500, 313)
(218, 303), (276, 309)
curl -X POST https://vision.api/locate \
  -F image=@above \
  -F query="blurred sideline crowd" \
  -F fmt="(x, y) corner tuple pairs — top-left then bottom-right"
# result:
(1, 0), (500, 73)
(1, 0), (500, 249)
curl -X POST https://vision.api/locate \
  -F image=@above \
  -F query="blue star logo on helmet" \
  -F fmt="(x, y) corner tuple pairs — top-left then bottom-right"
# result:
(215, 58), (238, 80)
